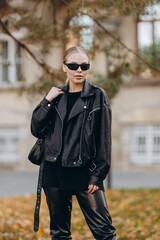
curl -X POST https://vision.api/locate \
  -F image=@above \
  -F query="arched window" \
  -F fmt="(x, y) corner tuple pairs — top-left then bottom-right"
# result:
(69, 14), (94, 50)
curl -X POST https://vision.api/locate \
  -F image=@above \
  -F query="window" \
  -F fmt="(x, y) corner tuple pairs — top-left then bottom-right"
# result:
(131, 125), (160, 165)
(0, 34), (21, 87)
(137, 3), (160, 70)
(69, 14), (94, 50)
(0, 128), (21, 163)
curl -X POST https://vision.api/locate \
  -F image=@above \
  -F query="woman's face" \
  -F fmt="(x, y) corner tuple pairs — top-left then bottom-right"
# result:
(63, 51), (89, 85)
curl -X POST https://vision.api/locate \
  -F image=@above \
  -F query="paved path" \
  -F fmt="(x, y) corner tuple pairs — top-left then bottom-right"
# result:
(0, 170), (159, 197)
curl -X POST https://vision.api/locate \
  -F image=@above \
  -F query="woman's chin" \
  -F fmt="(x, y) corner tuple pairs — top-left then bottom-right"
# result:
(73, 78), (85, 83)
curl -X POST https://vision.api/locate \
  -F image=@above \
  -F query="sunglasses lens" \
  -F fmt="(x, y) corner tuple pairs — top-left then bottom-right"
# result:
(65, 63), (90, 71)
(66, 64), (79, 70)
(81, 63), (90, 71)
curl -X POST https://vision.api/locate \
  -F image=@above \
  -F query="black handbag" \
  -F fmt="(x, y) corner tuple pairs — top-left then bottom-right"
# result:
(28, 138), (44, 165)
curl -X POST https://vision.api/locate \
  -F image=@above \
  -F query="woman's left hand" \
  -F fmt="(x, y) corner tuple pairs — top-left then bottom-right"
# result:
(88, 184), (99, 194)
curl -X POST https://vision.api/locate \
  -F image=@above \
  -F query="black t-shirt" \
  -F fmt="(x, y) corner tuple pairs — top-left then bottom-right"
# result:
(42, 91), (90, 190)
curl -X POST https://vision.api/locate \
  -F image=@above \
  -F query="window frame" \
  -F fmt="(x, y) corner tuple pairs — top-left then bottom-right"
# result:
(131, 125), (160, 165)
(137, 3), (160, 46)
(69, 14), (94, 50)
(136, 3), (160, 74)
(0, 33), (22, 88)
(137, 17), (160, 48)
(0, 128), (21, 163)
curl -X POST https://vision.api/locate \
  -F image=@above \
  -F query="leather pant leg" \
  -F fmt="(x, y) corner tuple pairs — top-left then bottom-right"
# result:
(76, 190), (116, 240)
(43, 187), (72, 240)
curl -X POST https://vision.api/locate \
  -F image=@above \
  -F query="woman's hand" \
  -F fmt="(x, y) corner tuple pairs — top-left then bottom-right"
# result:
(45, 87), (64, 102)
(88, 184), (99, 194)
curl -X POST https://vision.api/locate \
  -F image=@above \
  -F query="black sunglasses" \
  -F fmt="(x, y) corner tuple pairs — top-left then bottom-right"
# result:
(64, 62), (90, 71)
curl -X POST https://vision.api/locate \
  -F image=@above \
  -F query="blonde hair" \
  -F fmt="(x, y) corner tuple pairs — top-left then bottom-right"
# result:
(63, 46), (89, 63)
(63, 46), (89, 84)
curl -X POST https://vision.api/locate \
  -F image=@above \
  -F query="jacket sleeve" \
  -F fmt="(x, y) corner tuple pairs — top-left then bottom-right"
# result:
(89, 90), (112, 186)
(31, 98), (55, 139)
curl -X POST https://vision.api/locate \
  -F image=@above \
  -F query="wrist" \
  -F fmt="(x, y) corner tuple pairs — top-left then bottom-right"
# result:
(45, 96), (53, 102)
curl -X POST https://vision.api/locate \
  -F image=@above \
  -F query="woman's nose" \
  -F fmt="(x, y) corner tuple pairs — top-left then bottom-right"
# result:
(77, 66), (82, 72)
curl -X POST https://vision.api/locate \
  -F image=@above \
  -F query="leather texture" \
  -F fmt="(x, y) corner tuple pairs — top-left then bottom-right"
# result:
(31, 80), (112, 232)
(33, 160), (44, 232)
(43, 187), (116, 240)
(28, 138), (44, 165)
(31, 80), (112, 186)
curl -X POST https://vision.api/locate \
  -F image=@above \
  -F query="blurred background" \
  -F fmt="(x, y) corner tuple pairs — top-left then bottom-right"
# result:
(0, 0), (160, 193)
(1, 1), (160, 239)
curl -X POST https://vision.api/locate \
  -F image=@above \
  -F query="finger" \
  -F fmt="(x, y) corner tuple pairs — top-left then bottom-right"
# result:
(45, 87), (64, 101)
(88, 184), (94, 193)
(88, 184), (99, 194)
(51, 88), (64, 96)
(57, 88), (64, 93)
(56, 89), (64, 96)
(58, 90), (64, 94)
(90, 185), (98, 194)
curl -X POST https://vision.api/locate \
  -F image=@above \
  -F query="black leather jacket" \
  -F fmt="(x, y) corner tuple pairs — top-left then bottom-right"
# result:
(31, 80), (112, 232)
(31, 79), (112, 186)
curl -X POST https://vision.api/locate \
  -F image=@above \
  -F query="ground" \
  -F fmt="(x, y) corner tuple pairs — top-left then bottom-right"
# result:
(0, 189), (160, 239)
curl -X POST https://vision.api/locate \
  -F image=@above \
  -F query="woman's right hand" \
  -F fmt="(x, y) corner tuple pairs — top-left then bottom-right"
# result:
(45, 87), (64, 102)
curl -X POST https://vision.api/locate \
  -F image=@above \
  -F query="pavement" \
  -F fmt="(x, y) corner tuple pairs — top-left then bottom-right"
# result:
(0, 169), (160, 197)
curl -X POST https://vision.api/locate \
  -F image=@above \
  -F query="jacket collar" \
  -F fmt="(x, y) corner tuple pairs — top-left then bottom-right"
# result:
(56, 80), (95, 121)
(60, 79), (95, 98)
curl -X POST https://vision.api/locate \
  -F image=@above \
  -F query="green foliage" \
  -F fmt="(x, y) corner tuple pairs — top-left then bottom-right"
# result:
(140, 43), (160, 71)
(94, 73), (122, 100)
(20, 70), (66, 97)
(1, 0), (160, 97)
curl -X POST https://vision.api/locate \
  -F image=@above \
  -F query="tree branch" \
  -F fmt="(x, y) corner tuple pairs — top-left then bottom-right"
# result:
(90, 16), (160, 74)
(0, 18), (64, 80)
(60, 0), (160, 74)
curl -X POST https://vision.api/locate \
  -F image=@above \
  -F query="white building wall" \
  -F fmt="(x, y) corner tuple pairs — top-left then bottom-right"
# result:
(111, 84), (160, 170)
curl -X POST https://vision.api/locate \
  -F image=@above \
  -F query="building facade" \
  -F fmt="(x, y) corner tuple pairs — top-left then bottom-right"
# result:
(0, 0), (160, 171)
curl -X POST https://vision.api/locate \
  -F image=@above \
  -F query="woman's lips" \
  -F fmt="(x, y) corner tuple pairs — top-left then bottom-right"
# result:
(75, 75), (83, 79)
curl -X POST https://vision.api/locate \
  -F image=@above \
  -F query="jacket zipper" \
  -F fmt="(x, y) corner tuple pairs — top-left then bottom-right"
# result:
(79, 101), (88, 162)
(93, 134), (96, 158)
(55, 106), (63, 155)
(87, 107), (101, 120)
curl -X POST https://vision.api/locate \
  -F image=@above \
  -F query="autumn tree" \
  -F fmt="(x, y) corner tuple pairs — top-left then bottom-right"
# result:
(0, 0), (160, 98)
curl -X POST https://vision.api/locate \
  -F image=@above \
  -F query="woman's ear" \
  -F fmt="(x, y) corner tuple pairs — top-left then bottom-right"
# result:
(62, 63), (66, 72)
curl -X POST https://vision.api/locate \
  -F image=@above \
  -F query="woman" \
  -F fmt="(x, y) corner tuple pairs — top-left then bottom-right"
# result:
(31, 46), (116, 240)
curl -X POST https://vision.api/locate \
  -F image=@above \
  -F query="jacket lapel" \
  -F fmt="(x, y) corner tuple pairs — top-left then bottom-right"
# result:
(68, 97), (87, 121)
(55, 93), (67, 122)
(56, 80), (95, 121)
(68, 80), (95, 120)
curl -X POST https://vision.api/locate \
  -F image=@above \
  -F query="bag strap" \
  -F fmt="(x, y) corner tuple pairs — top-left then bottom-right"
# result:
(33, 159), (44, 232)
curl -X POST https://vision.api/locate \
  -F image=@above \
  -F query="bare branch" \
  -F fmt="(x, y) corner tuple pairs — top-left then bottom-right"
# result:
(0, 18), (64, 81)
(0, 19), (43, 65)
(60, 0), (160, 74)
(90, 16), (160, 74)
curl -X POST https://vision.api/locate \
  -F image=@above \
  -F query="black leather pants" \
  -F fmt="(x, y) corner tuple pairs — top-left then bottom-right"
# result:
(43, 187), (116, 240)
